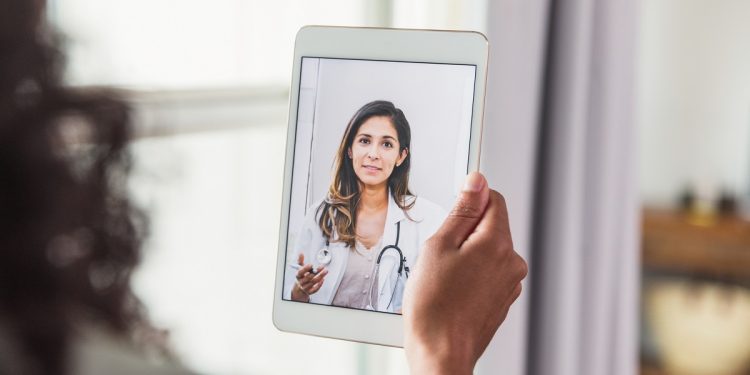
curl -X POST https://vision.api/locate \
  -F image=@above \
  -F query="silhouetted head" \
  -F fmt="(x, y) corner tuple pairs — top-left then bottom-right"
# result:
(0, 1), (147, 373)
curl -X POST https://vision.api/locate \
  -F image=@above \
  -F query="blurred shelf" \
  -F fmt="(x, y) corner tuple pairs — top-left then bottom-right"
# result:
(641, 365), (663, 375)
(642, 365), (750, 375)
(642, 208), (750, 281)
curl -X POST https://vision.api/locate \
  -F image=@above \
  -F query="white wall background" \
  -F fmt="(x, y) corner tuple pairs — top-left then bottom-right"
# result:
(638, 0), (750, 205)
(287, 58), (476, 240)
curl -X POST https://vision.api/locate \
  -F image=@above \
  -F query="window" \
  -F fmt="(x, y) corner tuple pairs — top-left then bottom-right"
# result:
(52, 0), (370, 88)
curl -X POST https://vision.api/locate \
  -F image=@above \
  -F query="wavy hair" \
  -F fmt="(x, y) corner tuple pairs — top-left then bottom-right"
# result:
(317, 100), (414, 248)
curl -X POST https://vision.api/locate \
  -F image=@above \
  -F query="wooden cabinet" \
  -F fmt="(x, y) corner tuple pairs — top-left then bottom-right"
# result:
(642, 209), (750, 281)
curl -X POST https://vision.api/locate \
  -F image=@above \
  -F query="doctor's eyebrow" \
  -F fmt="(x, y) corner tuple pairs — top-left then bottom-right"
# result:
(357, 133), (397, 141)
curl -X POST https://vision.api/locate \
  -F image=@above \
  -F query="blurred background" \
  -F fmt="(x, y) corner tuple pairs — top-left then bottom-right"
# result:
(638, 1), (750, 375)
(49, 0), (750, 374)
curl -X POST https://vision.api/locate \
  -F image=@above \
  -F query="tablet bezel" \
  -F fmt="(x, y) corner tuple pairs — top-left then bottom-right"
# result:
(273, 26), (488, 347)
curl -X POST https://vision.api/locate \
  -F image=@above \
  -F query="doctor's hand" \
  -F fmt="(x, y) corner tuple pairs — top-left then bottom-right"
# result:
(402, 172), (528, 375)
(291, 254), (328, 302)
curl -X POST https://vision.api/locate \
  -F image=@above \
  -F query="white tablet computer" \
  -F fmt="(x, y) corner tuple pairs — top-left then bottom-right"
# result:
(273, 26), (488, 347)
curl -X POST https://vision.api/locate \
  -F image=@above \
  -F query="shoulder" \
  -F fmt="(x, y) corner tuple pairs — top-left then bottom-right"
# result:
(292, 200), (325, 241)
(303, 199), (326, 223)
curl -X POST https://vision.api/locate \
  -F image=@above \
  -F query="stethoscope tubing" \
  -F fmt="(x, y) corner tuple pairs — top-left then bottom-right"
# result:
(368, 222), (408, 311)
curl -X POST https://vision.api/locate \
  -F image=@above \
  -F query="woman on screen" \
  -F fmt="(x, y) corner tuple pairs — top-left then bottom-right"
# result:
(284, 100), (446, 313)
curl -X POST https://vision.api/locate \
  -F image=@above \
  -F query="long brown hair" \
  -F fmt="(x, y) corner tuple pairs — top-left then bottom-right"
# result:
(317, 100), (414, 248)
(1, 1), (148, 373)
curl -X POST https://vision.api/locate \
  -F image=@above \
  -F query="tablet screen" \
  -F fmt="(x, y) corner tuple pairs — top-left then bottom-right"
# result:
(282, 57), (477, 315)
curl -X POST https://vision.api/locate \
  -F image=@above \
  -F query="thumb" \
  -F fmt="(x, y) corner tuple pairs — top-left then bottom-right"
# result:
(436, 172), (490, 249)
(297, 253), (305, 266)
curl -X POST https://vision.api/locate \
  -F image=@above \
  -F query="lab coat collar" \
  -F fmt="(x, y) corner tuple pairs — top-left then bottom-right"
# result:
(384, 189), (411, 228)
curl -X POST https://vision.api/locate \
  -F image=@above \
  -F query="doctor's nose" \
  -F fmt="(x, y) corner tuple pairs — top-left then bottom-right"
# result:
(367, 148), (380, 160)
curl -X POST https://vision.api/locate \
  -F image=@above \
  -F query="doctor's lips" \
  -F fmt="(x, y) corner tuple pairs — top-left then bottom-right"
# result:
(362, 165), (382, 171)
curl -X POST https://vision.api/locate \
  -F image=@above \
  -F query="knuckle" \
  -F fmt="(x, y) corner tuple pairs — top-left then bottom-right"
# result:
(449, 197), (482, 219)
(474, 224), (501, 244)
(514, 254), (529, 280)
(483, 236), (511, 257)
(489, 191), (509, 219)
(491, 190), (507, 207)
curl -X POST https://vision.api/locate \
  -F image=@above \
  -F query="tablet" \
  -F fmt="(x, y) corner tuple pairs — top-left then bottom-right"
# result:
(273, 26), (488, 347)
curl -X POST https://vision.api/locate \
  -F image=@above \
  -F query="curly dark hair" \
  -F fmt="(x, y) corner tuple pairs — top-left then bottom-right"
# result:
(0, 1), (147, 373)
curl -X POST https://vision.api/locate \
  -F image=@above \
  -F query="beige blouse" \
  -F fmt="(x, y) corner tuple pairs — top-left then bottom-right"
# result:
(331, 238), (380, 309)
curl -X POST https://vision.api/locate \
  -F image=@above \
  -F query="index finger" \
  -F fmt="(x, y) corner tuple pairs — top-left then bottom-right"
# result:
(296, 264), (313, 279)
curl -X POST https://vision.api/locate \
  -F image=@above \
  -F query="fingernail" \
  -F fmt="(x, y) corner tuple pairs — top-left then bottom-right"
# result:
(463, 172), (485, 192)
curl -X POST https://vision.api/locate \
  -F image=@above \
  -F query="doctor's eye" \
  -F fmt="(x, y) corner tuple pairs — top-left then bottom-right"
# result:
(358, 137), (371, 145)
(382, 141), (394, 149)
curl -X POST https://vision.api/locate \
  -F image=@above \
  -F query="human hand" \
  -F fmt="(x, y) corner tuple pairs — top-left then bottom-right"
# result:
(402, 172), (528, 375)
(291, 253), (328, 302)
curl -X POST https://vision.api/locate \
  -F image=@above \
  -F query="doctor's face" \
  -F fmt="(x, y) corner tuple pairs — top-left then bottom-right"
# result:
(348, 116), (408, 189)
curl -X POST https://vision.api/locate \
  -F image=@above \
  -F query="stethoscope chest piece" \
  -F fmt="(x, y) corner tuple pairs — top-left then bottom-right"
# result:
(316, 247), (332, 265)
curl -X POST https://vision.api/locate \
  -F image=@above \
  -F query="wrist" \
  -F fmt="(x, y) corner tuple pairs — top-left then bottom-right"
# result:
(291, 285), (310, 302)
(405, 336), (474, 375)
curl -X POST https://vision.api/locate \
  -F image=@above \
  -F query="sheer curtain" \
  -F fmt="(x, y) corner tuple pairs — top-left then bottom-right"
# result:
(475, 1), (549, 374)
(479, 1), (640, 375)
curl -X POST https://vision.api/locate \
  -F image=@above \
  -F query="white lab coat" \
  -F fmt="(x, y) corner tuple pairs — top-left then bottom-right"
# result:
(284, 193), (446, 313)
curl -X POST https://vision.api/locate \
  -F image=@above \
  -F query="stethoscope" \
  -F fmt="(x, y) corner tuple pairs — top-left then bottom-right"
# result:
(316, 221), (409, 311)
